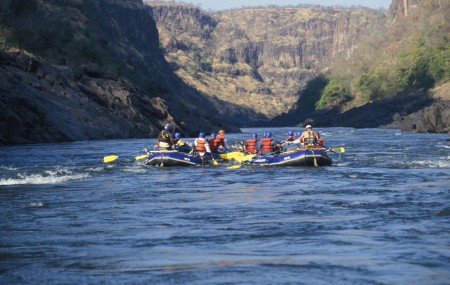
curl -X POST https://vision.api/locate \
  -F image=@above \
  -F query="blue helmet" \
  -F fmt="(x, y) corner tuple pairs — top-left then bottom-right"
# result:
(252, 132), (257, 139)
(164, 124), (172, 131)
(210, 132), (216, 138)
(199, 132), (205, 138)
(174, 132), (181, 139)
(266, 131), (272, 138)
(287, 130), (293, 136)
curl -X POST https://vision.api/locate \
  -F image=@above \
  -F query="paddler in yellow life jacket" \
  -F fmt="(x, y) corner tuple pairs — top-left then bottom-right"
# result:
(172, 132), (191, 152)
(172, 132), (184, 147)
(299, 125), (320, 147)
(156, 124), (174, 150)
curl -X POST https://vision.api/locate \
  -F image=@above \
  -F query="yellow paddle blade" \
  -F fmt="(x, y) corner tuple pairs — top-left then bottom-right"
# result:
(211, 160), (219, 166)
(227, 164), (242, 169)
(135, 154), (148, 160)
(103, 155), (119, 163)
(241, 154), (256, 162)
(224, 151), (244, 161)
(331, 147), (345, 153)
(219, 153), (229, 160)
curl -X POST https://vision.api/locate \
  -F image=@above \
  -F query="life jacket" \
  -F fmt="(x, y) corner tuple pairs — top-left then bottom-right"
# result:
(315, 138), (325, 148)
(195, 138), (207, 152)
(246, 138), (258, 154)
(157, 130), (173, 146)
(260, 138), (274, 153)
(214, 136), (225, 148)
(302, 131), (315, 147)
(208, 137), (218, 152)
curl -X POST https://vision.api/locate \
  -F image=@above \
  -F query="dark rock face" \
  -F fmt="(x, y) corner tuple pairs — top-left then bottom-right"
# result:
(0, 0), (249, 145)
(0, 49), (168, 145)
(387, 101), (450, 133)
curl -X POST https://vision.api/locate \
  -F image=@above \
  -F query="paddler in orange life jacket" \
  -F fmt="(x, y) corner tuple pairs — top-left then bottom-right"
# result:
(194, 132), (211, 156)
(258, 131), (275, 154)
(299, 125), (320, 147)
(214, 129), (230, 153)
(156, 124), (174, 150)
(244, 132), (259, 154)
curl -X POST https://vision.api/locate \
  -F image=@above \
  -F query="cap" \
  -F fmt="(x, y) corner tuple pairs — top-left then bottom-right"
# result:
(305, 125), (312, 129)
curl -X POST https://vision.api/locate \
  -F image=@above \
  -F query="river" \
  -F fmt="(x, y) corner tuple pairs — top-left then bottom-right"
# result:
(1, 128), (449, 284)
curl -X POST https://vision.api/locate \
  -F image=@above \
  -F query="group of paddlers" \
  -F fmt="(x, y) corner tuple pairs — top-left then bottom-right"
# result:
(155, 124), (325, 157)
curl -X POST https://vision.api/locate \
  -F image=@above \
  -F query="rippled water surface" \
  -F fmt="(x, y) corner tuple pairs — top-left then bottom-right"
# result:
(1, 128), (449, 284)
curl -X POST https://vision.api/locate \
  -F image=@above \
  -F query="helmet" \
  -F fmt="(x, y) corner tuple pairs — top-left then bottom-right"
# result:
(287, 130), (293, 136)
(305, 125), (312, 129)
(164, 124), (172, 131)
(266, 131), (272, 138)
(210, 132), (217, 138)
(218, 129), (225, 135)
(252, 132), (257, 139)
(174, 132), (181, 139)
(199, 132), (205, 138)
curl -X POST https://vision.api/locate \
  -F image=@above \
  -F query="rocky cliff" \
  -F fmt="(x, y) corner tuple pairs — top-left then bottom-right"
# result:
(0, 0), (251, 145)
(146, 3), (386, 118)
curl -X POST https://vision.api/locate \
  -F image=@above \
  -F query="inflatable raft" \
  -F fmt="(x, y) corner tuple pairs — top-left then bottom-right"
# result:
(246, 148), (332, 167)
(144, 150), (217, 167)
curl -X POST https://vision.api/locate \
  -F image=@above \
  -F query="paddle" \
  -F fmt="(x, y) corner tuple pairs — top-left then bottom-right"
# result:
(227, 152), (273, 169)
(103, 155), (119, 163)
(103, 152), (150, 163)
(135, 154), (148, 160)
(328, 147), (345, 153)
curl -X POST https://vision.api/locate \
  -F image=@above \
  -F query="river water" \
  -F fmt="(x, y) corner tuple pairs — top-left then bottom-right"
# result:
(1, 128), (449, 284)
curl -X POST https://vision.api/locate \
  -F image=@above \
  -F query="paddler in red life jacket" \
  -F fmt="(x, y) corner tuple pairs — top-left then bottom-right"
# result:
(285, 130), (295, 143)
(207, 133), (218, 152)
(156, 124), (174, 150)
(194, 132), (211, 156)
(214, 129), (229, 153)
(244, 132), (259, 154)
(299, 125), (320, 147)
(258, 131), (275, 154)
(281, 130), (296, 147)
(315, 131), (325, 148)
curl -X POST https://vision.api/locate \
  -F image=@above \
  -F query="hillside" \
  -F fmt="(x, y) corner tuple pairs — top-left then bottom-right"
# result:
(0, 0), (255, 145)
(271, 0), (449, 132)
(146, 2), (386, 118)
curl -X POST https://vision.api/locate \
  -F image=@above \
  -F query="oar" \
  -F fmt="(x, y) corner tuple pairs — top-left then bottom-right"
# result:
(103, 155), (119, 163)
(328, 147), (345, 153)
(103, 153), (148, 163)
(135, 154), (148, 160)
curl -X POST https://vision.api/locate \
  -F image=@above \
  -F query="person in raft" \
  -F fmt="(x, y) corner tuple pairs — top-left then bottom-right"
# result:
(244, 132), (259, 154)
(299, 125), (320, 147)
(155, 124), (174, 150)
(194, 132), (211, 156)
(207, 133), (218, 153)
(173, 132), (191, 152)
(214, 129), (230, 153)
(258, 132), (275, 154)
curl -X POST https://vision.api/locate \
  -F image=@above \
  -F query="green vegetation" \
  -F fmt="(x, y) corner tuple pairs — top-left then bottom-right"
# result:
(312, 21), (450, 110)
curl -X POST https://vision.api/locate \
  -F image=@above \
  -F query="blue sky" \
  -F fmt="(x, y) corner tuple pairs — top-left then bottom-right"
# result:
(184, 0), (392, 10)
